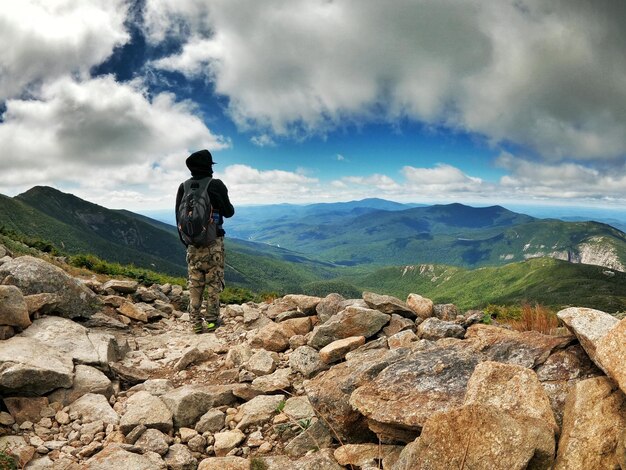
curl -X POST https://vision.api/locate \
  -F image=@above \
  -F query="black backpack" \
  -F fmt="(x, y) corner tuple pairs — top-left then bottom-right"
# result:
(177, 177), (217, 247)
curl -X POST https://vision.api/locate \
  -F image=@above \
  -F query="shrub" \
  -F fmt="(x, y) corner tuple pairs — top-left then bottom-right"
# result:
(0, 445), (17, 470)
(506, 303), (559, 335)
(219, 287), (257, 305)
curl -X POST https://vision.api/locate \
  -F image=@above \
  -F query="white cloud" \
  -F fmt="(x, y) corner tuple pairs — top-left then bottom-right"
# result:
(0, 75), (228, 208)
(250, 134), (276, 147)
(342, 174), (401, 192)
(145, 0), (626, 162)
(0, 0), (130, 100)
(403, 164), (485, 193)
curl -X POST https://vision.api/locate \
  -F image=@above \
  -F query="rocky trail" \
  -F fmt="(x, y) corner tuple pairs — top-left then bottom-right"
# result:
(0, 243), (625, 469)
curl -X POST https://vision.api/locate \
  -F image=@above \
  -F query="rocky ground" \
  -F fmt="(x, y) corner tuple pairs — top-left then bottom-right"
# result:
(0, 243), (625, 469)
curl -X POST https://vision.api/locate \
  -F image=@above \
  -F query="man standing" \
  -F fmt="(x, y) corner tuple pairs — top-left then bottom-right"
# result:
(176, 149), (234, 334)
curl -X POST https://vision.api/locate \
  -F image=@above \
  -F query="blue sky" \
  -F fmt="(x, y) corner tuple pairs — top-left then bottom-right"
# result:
(1, 0), (625, 212)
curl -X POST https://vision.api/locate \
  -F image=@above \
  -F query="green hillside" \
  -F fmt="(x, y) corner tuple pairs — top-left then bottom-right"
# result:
(346, 258), (626, 312)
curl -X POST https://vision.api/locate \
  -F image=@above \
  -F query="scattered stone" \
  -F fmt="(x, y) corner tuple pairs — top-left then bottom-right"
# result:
(3, 396), (49, 425)
(387, 330), (418, 349)
(595, 316), (626, 393)
(119, 391), (173, 433)
(235, 394), (285, 430)
(83, 444), (166, 469)
(135, 428), (170, 456)
(406, 293), (434, 319)
(0, 435), (35, 468)
(319, 336), (365, 364)
(245, 349), (278, 376)
(214, 429), (245, 457)
(48, 364), (114, 406)
(164, 443), (197, 470)
(417, 316), (465, 340)
(251, 367), (292, 393)
(555, 376), (626, 470)
(316, 293), (345, 324)
(382, 313), (414, 337)
(174, 347), (212, 371)
(117, 302), (148, 322)
(0, 285), (31, 328)
(284, 418), (333, 457)
(161, 385), (236, 428)
(250, 317), (312, 352)
(363, 291), (415, 318)
(289, 345), (327, 378)
(308, 306), (390, 349)
(432, 303), (459, 320)
(334, 443), (403, 468)
(102, 279), (139, 294)
(69, 393), (119, 425)
(198, 456), (250, 470)
(195, 409), (226, 434)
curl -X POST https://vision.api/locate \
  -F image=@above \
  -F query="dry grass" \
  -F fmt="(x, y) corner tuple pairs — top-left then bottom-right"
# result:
(506, 303), (559, 335)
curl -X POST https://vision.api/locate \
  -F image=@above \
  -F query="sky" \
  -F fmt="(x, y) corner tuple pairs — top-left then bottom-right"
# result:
(1, 0), (626, 213)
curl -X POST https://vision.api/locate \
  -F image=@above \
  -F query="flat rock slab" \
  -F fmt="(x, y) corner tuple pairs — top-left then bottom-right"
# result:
(0, 255), (99, 319)
(83, 444), (166, 469)
(69, 393), (119, 425)
(363, 291), (415, 318)
(120, 391), (173, 433)
(161, 384), (237, 428)
(0, 336), (74, 395)
(596, 317), (626, 394)
(308, 306), (390, 350)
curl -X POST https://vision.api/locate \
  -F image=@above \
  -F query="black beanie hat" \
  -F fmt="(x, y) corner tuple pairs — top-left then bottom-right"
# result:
(186, 149), (216, 175)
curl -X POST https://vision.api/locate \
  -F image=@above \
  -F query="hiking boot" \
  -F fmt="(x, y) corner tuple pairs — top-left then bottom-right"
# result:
(192, 321), (205, 335)
(203, 318), (222, 332)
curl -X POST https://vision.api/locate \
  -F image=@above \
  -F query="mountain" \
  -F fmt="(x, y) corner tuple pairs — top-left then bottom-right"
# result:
(228, 202), (626, 270)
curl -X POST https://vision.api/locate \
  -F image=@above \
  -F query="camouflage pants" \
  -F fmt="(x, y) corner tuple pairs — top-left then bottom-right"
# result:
(186, 238), (225, 323)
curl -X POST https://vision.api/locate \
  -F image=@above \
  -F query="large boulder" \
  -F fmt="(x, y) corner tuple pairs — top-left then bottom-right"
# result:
(596, 317), (626, 394)
(0, 285), (31, 328)
(69, 392), (119, 425)
(250, 317), (312, 352)
(120, 390), (173, 433)
(83, 445), (166, 469)
(416, 317), (465, 340)
(48, 364), (113, 405)
(308, 306), (390, 349)
(555, 376), (626, 470)
(350, 325), (571, 441)
(316, 293), (345, 324)
(363, 291), (415, 318)
(0, 255), (100, 319)
(161, 385), (237, 428)
(411, 404), (555, 470)
(19, 316), (123, 367)
(0, 336), (74, 395)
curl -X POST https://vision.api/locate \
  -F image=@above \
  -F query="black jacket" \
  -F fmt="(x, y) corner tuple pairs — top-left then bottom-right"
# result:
(175, 177), (235, 240)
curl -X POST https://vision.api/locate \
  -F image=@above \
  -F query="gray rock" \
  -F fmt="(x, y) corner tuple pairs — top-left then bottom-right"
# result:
(406, 293), (434, 319)
(48, 364), (113, 406)
(0, 336), (74, 395)
(19, 316), (122, 367)
(128, 379), (175, 397)
(195, 409), (225, 433)
(0, 285), (31, 328)
(319, 336), (366, 364)
(134, 428), (170, 456)
(161, 384), (236, 428)
(432, 303), (459, 321)
(382, 313), (414, 337)
(23, 293), (60, 316)
(102, 279), (139, 294)
(282, 294), (322, 314)
(164, 444), (197, 470)
(125, 424), (147, 444)
(197, 457), (249, 470)
(289, 345), (327, 378)
(416, 317), (465, 341)
(120, 391), (173, 433)
(251, 367), (292, 393)
(245, 349), (278, 376)
(285, 418), (333, 457)
(70, 393), (119, 425)
(363, 291), (415, 318)
(293, 448), (344, 470)
(308, 306), (390, 349)
(250, 317), (312, 352)
(316, 293), (345, 324)
(0, 255), (99, 319)
(235, 394), (285, 430)
(83, 445), (166, 469)
(283, 396), (316, 421)
(0, 325), (14, 340)
(214, 429), (245, 457)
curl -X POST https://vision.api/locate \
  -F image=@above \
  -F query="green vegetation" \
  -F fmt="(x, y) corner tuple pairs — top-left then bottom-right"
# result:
(275, 400), (286, 413)
(250, 458), (269, 470)
(0, 446), (17, 470)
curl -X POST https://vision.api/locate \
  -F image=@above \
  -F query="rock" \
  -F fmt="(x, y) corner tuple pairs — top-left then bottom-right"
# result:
(125, 424), (147, 444)
(195, 409), (226, 433)
(266, 298), (299, 319)
(180, 427), (198, 443)
(0, 255), (99, 319)
(334, 443), (403, 468)
(596, 317), (626, 393)
(416, 317), (465, 340)
(235, 394), (285, 430)
(110, 362), (150, 384)
(389, 439), (421, 470)
(0, 435), (35, 468)
(557, 307), (618, 368)
(198, 456), (250, 470)
(319, 336), (365, 364)
(305, 348), (405, 442)
(0, 336), (74, 395)
(119, 391), (173, 433)
(128, 379), (175, 397)
(281, 294), (322, 314)
(84, 311), (129, 329)
(3, 396), (49, 425)
(48, 364), (113, 406)
(316, 293), (345, 324)
(0, 285), (31, 328)
(135, 428), (170, 456)
(83, 444), (166, 469)
(363, 291), (415, 318)
(251, 367), (292, 393)
(350, 325), (571, 441)
(245, 349), (278, 376)
(0, 411), (14, 425)
(102, 279), (139, 294)
(413, 404), (554, 470)
(387, 330), (418, 349)
(284, 418), (333, 457)
(464, 361), (558, 433)
(250, 317), (312, 352)
(283, 396), (315, 421)
(535, 344), (603, 427)
(289, 346), (327, 378)
(225, 344), (254, 368)
(164, 443), (197, 470)
(214, 429), (245, 457)
(69, 393), (119, 425)
(174, 347), (212, 371)
(617, 429), (626, 470)
(406, 293), (434, 319)
(117, 301), (148, 322)
(292, 448), (344, 470)
(308, 306), (390, 349)
(382, 314), (414, 337)
(555, 376), (626, 470)
(161, 385), (236, 428)
(23, 293), (60, 316)
(19, 316), (121, 367)
(432, 303), (459, 320)
(0, 325), (14, 340)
